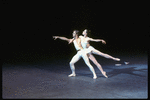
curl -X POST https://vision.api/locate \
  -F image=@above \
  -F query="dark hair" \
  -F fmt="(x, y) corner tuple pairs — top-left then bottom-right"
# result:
(87, 30), (91, 34)
(73, 30), (79, 35)
(85, 29), (91, 37)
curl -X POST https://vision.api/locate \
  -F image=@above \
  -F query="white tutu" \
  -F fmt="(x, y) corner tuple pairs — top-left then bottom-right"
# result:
(84, 46), (95, 54)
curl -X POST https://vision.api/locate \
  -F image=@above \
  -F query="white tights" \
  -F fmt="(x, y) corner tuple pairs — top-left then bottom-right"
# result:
(69, 50), (97, 78)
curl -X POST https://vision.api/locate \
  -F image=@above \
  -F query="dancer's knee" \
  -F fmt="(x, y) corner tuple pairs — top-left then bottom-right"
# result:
(86, 63), (94, 70)
(103, 53), (109, 58)
(92, 61), (99, 66)
(69, 61), (74, 66)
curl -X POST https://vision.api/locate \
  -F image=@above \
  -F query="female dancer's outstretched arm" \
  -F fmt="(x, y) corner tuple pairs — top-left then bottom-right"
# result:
(88, 38), (106, 44)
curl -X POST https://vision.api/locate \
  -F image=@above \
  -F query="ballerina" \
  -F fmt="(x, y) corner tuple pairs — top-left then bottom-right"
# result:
(53, 30), (97, 79)
(80, 29), (120, 61)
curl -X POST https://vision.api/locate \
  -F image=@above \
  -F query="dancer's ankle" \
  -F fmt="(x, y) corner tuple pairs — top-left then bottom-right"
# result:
(102, 71), (108, 78)
(68, 73), (76, 77)
(93, 75), (97, 79)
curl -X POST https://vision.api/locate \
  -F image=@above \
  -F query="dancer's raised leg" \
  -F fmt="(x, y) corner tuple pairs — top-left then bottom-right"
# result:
(69, 53), (81, 77)
(89, 54), (108, 78)
(91, 49), (120, 61)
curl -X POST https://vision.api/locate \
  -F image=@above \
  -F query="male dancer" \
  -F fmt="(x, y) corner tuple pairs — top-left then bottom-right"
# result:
(53, 30), (97, 79)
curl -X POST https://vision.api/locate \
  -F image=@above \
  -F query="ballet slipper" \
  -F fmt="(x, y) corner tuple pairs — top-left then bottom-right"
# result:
(102, 71), (108, 78)
(93, 75), (97, 79)
(113, 58), (120, 61)
(68, 73), (76, 77)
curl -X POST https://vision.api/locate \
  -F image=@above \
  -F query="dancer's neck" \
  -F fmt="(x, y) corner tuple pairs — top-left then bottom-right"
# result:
(83, 35), (87, 38)
(74, 35), (78, 39)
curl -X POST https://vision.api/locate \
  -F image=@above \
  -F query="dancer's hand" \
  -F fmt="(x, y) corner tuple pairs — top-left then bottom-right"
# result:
(102, 40), (106, 44)
(68, 40), (72, 44)
(68, 39), (74, 44)
(53, 36), (59, 40)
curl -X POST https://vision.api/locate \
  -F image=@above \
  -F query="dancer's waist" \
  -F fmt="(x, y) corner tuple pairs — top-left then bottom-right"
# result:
(83, 46), (94, 49)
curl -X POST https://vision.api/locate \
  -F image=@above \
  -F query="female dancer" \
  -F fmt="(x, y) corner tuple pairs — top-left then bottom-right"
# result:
(53, 30), (97, 79)
(81, 29), (121, 78)
(80, 29), (120, 61)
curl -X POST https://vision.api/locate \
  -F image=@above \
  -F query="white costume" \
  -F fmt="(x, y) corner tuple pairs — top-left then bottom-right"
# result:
(69, 39), (97, 79)
(79, 36), (109, 78)
(79, 35), (120, 61)
(79, 36), (95, 54)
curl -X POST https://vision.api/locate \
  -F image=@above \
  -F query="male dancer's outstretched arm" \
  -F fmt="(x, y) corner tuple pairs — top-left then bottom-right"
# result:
(53, 36), (73, 44)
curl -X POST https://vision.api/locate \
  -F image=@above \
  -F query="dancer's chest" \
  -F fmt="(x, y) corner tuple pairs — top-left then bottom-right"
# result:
(74, 38), (81, 45)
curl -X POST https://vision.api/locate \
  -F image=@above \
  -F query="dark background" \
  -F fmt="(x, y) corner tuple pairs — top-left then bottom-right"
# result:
(1, 0), (149, 64)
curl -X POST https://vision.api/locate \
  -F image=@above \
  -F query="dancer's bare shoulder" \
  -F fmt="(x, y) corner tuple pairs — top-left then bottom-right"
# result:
(79, 35), (83, 38)
(86, 37), (92, 42)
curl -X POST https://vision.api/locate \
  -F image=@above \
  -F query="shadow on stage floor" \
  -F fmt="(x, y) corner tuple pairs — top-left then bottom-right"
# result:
(2, 55), (148, 99)
(107, 66), (147, 78)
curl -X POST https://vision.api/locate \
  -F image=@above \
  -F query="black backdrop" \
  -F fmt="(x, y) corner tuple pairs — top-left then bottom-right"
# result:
(2, 1), (149, 64)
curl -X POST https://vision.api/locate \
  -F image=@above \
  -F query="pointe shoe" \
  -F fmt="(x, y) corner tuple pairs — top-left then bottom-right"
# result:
(102, 71), (108, 78)
(124, 62), (129, 65)
(68, 73), (76, 77)
(114, 58), (120, 61)
(93, 76), (97, 79)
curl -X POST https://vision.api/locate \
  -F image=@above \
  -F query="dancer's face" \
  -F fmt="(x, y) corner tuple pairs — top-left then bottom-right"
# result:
(73, 31), (77, 38)
(82, 29), (87, 36)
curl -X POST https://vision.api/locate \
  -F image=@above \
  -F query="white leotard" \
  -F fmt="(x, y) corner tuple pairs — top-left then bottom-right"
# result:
(79, 35), (95, 54)
(79, 36), (88, 49)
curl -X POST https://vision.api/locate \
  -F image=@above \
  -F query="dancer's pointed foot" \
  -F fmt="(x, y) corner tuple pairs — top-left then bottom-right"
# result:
(68, 73), (76, 77)
(124, 62), (129, 65)
(102, 71), (108, 78)
(114, 58), (120, 61)
(93, 75), (97, 79)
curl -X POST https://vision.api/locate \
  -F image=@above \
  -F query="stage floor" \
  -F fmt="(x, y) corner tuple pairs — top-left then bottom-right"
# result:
(2, 55), (148, 99)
